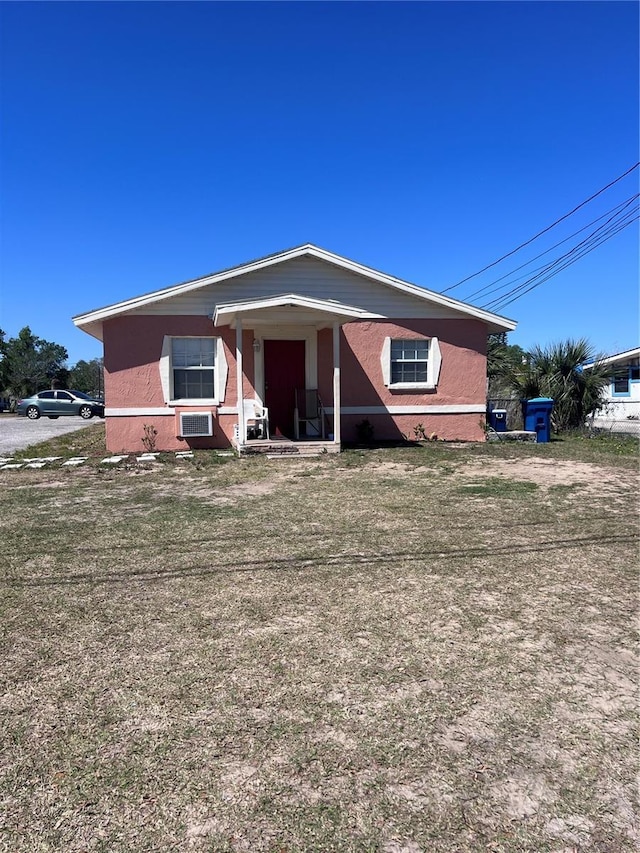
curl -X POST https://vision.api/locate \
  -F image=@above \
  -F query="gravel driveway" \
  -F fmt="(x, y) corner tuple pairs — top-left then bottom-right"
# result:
(0, 415), (101, 455)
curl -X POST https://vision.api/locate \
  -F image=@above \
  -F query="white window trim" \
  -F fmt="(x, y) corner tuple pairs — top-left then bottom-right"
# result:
(159, 336), (228, 406)
(381, 336), (442, 390)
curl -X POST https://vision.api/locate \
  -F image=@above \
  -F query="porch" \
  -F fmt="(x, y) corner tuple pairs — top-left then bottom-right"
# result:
(213, 293), (375, 456)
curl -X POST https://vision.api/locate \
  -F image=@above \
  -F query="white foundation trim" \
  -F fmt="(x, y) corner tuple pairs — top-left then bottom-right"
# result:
(105, 406), (240, 417)
(106, 408), (177, 417)
(107, 404), (484, 417)
(325, 405), (486, 415)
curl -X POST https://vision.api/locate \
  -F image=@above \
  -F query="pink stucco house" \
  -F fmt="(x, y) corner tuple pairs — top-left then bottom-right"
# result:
(73, 244), (516, 454)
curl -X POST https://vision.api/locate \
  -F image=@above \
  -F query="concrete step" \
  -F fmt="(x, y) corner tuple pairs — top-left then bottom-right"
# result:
(487, 430), (537, 442)
(240, 440), (339, 457)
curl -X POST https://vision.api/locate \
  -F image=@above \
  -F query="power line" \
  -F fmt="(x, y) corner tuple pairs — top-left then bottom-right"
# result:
(482, 204), (639, 310)
(464, 193), (639, 302)
(440, 162), (639, 294)
(467, 195), (639, 306)
(482, 213), (639, 312)
(483, 211), (638, 311)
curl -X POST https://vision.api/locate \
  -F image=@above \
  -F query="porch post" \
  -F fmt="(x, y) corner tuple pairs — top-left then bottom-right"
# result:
(236, 320), (245, 444)
(332, 322), (341, 445)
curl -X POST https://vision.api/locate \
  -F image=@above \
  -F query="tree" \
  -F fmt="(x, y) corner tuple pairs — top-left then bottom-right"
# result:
(68, 358), (104, 396)
(1, 327), (69, 397)
(487, 332), (528, 397)
(505, 338), (608, 432)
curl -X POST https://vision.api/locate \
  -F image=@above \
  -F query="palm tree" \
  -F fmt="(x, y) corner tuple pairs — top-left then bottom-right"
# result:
(487, 333), (528, 397)
(506, 338), (608, 432)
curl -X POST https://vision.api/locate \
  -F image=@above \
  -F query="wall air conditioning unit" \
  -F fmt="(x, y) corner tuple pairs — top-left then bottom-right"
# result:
(178, 412), (213, 437)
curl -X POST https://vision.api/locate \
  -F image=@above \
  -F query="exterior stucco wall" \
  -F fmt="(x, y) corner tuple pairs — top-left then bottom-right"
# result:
(341, 319), (486, 407)
(338, 318), (486, 442)
(340, 413), (482, 443)
(105, 413), (237, 454)
(101, 314), (488, 450)
(103, 315), (259, 406)
(102, 315), (256, 452)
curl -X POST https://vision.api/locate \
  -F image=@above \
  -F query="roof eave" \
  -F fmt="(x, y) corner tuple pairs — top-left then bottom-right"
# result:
(73, 245), (319, 328)
(73, 243), (517, 333)
(582, 345), (640, 369)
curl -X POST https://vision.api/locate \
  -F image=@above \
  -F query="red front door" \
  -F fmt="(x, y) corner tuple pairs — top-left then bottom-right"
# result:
(264, 339), (305, 438)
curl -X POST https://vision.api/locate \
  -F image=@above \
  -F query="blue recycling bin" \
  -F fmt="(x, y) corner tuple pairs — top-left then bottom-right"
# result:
(488, 408), (507, 432)
(522, 397), (554, 443)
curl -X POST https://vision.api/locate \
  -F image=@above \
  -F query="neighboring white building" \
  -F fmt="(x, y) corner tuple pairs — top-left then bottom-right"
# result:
(585, 347), (640, 434)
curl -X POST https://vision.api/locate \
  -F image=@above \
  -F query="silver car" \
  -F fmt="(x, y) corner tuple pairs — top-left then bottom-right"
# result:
(17, 390), (105, 420)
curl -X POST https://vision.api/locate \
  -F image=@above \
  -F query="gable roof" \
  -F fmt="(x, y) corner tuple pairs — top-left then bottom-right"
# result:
(73, 243), (517, 337)
(582, 346), (640, 370)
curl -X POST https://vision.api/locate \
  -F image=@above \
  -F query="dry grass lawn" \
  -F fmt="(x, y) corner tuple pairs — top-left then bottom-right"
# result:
(0, 431), (638, 852)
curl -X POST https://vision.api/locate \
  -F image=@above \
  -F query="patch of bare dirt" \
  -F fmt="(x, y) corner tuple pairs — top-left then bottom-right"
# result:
(369, 455), (637, 496)
(225, 480), (279, 499)
(372, 461), (412, 473)
(489, 771), (557, 818)
(459, 457), (636, 491)
(383, 841), (423, 853)
(5, 478), (67, 489)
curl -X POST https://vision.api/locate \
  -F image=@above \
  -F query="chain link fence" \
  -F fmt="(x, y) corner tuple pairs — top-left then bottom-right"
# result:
(588, 400), (640, 437)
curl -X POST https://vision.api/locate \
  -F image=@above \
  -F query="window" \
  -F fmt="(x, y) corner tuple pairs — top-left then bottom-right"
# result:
(38, 391), (55, 400)
(171, 338), (215, 399)
(391, 339), (429, 383)
(160, 335), (228, 405)
(612, 365), (640, 396)
(613, 372), (629, 394)
(57, 392), (73, 401)
(381, 336), (442, 389)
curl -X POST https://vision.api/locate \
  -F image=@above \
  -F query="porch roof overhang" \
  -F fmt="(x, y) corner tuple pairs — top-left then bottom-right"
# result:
(212, 293), (382, 329)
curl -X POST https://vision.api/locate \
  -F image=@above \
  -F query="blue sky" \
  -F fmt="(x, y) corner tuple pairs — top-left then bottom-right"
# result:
(1, 1), (638, 365)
